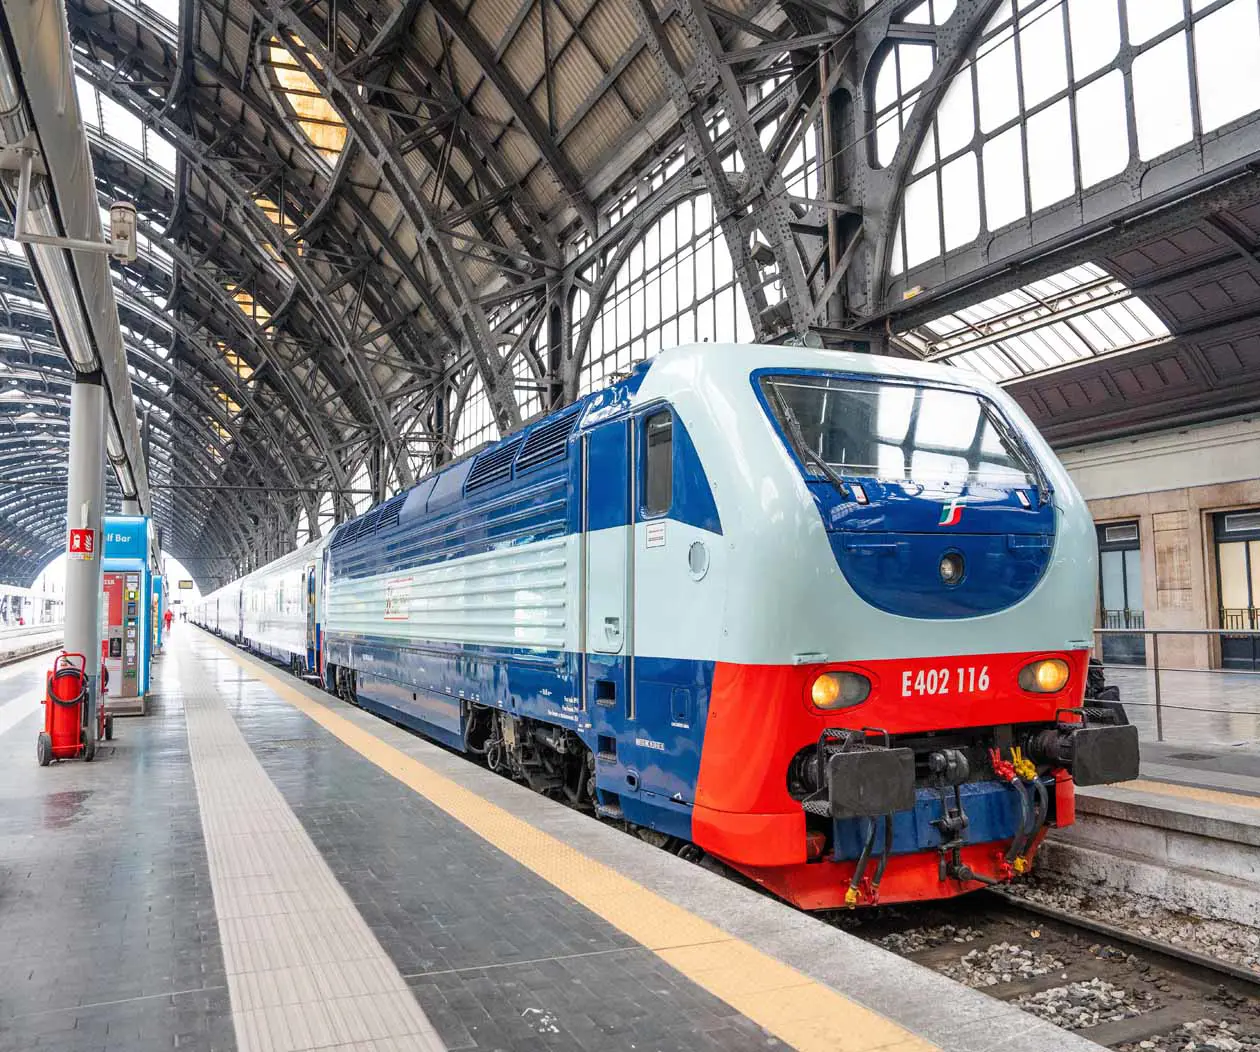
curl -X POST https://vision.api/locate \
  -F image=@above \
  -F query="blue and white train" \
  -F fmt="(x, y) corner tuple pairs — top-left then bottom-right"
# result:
(194, 344), (1137, 908)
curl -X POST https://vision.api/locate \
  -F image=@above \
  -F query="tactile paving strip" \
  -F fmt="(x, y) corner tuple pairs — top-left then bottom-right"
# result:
(181, 647), (447, 1052)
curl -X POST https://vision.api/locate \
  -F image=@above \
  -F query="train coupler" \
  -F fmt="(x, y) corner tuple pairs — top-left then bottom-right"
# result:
(821, 729), (916, 819)
(1025, 715), (1140, 786)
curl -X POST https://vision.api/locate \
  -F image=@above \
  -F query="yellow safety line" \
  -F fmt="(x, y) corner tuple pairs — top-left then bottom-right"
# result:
(1119, 778), (1260, 811)
(203, 634), (937, 1052)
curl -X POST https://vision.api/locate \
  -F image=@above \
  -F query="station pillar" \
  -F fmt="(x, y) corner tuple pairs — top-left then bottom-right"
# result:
(65, 377), (106, 740)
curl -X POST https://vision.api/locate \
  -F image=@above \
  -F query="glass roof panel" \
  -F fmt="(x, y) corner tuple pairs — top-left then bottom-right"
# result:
(77, 76), (177, 181)
(228, 288), (271, 327)
(895, 264), (1171, 383)
(266, 39), (347, 164)
(221, 346), (255, 383)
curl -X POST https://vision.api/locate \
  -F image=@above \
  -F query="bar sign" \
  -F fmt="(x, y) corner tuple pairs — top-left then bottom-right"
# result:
(68, 528), (96, 561)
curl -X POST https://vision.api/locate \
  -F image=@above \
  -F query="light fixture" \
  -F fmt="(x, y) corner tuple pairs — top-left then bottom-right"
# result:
(809, 671), (871, 710)
(1019, 659), (1070, 694)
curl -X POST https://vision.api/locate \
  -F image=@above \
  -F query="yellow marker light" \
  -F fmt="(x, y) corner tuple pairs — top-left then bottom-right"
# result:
(1018, 658), (1070, 694)
(809, 671), (871, 710)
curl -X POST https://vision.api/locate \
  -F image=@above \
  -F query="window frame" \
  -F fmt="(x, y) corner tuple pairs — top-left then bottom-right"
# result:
(638, 405), (675, 519)
(752, 368), (1039, 489)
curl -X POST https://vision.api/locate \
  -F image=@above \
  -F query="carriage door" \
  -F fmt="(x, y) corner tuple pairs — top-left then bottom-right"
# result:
(1216, 511), (1260, 670)
(305, 564), (318, 670)
(1097, 522), (1146, 665)
(583, 418), (632, 717)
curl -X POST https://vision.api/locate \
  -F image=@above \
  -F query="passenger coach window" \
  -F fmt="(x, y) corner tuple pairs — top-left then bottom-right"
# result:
(643, 410), (673, 515)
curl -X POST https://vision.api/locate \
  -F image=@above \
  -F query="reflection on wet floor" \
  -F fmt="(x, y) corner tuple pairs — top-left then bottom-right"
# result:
(1104, 665), (1260, 744)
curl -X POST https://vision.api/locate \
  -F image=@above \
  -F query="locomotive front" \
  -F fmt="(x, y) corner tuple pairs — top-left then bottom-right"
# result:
(675, 349), (1139, 909)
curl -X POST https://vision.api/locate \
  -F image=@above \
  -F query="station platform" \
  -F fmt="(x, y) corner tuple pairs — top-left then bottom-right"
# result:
(1133, 739), (1260, 798)
(0, 630), (1116, 1052)
(1107, 666), (1260, 746)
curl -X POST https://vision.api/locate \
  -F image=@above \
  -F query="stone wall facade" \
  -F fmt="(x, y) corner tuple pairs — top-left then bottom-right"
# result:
(1058, 415), (1260, 670)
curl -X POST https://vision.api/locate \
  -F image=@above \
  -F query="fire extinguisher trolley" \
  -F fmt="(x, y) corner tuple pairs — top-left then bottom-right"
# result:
(37, 652), (112, 766)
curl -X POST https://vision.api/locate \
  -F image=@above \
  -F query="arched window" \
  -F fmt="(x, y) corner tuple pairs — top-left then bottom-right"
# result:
(888, 0), (1260, 277)
(454, 373), (496, 456)
(580, 192), (754, 393)
(316, 491), (335, 537)
(351, 461), (372, 515)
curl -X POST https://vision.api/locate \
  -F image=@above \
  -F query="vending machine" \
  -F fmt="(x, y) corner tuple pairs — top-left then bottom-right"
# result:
(101, 515), (156, 716)
(101, 571), (144, 704)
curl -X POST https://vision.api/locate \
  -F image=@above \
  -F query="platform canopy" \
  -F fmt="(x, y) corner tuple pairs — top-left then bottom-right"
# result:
(0, 0), (1258, 588)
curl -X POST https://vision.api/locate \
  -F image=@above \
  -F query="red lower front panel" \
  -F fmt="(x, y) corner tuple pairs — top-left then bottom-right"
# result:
(722, 831), (1051, 910)
(691, 649), (1087, 908)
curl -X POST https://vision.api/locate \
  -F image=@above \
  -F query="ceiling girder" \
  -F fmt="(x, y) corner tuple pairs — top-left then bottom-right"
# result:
(260, 7), (525, 434)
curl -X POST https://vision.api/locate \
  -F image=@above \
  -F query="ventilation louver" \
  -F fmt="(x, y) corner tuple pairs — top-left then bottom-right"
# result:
(374, 493), (408, 533)
(329, 505), (384, 550)
(464, 437), (524, 494)
(515, 405), (581, 471)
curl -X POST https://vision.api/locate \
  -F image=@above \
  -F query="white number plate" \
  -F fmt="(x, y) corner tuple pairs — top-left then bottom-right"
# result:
(901, 665), (990, 698)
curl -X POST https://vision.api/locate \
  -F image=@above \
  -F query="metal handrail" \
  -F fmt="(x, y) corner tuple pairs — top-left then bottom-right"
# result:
(1092, 626), (1260, 741)
(1095, 627), (1260, 637)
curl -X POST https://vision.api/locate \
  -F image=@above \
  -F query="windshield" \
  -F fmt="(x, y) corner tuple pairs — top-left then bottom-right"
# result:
(761, 374), (1038, 488)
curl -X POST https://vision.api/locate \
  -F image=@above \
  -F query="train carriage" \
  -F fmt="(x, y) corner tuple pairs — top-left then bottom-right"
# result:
(239, 538), (327, 676)
(200, 344), (1138, 909)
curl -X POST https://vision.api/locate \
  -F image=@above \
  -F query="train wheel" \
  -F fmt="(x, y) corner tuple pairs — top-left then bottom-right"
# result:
(36, 732), (51, 767)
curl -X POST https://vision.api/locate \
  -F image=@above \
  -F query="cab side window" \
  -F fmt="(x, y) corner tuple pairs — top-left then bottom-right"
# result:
(643, 410), (673, 516)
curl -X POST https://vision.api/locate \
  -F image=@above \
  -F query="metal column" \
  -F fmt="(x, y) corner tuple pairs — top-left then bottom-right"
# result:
(65, 377), (106, 743)
(121, 499), (140, 514)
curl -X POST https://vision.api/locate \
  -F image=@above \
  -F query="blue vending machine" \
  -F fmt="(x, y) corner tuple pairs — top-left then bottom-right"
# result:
(101, 515), (156, 716)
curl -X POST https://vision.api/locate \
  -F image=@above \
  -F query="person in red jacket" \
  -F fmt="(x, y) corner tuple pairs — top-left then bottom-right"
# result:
(164, 608), (173, 633)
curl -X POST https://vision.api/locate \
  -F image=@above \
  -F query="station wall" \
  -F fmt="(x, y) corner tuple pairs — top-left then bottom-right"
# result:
(1058, 415), (1260, 671)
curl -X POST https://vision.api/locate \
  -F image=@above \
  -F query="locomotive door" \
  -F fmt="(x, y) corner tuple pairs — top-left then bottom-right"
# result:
(628, 405), (703, 807)
(583, 418), (632, 710)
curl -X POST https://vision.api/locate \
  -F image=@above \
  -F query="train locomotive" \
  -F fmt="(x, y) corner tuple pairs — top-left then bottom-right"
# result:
(195, 344), (1138, 909)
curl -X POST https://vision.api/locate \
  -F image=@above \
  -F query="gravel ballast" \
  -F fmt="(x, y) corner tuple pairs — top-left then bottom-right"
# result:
(1015, 977), (1157, 1030)
(1007, 877), (1260, 975)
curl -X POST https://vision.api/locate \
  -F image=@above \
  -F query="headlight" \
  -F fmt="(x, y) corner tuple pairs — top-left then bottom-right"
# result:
(810, 671), (871, 710)
(939, 552), (964, 585)
(1019, 658), (1070, 693)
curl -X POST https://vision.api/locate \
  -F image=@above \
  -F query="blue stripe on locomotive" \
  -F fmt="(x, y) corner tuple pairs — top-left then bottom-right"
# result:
(323, 372), (720, 838)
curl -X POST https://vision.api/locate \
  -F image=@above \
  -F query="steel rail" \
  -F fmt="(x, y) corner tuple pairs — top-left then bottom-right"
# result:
(988, 889), (1260, 988)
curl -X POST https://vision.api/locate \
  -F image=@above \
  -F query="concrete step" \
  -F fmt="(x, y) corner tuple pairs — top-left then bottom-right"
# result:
(1041, 782), (1260, 926)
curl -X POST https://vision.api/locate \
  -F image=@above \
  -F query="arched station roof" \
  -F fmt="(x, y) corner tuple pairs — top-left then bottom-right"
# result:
(2, 0), (1259, 588)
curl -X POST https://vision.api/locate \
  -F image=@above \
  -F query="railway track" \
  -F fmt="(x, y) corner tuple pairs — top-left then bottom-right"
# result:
(835, 889), (1260, 1050)
(0, 637), (62, 668)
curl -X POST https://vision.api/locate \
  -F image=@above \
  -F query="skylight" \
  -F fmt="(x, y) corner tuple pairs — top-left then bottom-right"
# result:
(266, 39), (347, 164)
(228, 287), (271, 327)
(256, 196), (304, 269)
(77, 76), (176, 179)
(211, 386), (241, 417)
(895, 264), (1171, 383)
(220, 345), (255, 383)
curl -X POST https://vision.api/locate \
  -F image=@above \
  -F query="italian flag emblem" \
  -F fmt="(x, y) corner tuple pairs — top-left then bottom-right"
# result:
(939, 499), (963, 527)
